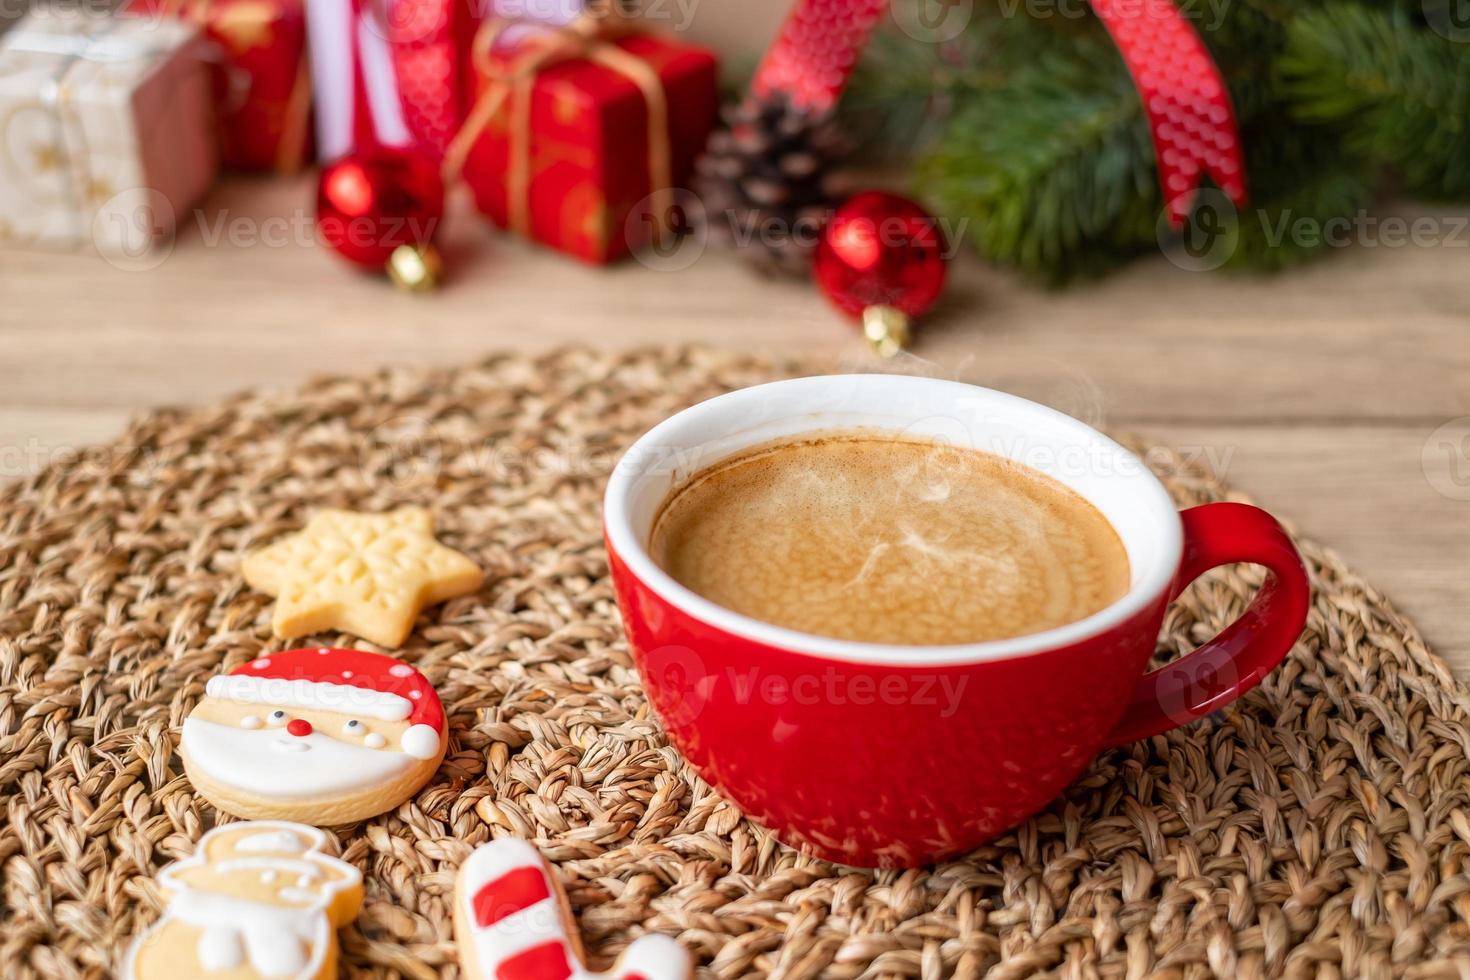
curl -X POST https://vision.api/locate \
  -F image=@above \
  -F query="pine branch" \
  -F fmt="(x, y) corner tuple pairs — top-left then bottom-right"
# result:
(1223, 174), (1377, 270)
(835, 0), (1460, 282)
(1281, 4), (1470, 197)
(916, 42), (1160, 283)
(840, 25), (999, 163)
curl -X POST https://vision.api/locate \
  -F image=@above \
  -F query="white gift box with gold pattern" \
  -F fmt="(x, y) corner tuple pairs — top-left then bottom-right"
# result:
(0, 8), (217, 256)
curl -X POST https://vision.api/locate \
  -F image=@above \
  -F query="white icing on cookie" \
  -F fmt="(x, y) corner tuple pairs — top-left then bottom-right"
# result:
(618, 935), (696, 980)
(365, 733), (386, 749)
(170, 891), (326, 978)
(240, 715), (262, 730)
(278, 888), (325, 905)
(206, 675), (412, 721)
(216, 857), (328, 881)
(182, 718), (416, 799)
(236, 829), (305, 854)
(400, 724), (441, 761)
(197, 922), (243, 970)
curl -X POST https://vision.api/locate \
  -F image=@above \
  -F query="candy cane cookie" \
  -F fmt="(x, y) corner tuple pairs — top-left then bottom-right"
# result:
(453, 839), (692, 980)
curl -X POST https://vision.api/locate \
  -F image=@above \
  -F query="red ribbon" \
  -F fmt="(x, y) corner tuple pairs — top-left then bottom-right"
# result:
(387, 0), (470, 158)
(749, 0), (1247, 225)
(750, 0), (887, 113)
(1089, 0), (1246, 225)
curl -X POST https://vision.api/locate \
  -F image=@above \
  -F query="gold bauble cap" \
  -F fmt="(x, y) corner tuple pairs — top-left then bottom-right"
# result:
(862, 305), (912, 358)
(387, 243), (442, 293)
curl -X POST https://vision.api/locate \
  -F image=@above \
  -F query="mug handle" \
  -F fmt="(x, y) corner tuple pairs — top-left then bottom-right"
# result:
(1104, 502), (1311, 746)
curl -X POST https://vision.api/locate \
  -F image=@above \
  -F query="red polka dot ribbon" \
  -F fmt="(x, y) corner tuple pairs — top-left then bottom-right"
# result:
(1089, 0), (1246, 225)
(749, 0), (888, 112)
(388, 0), (471, 158)
(748, 0), (1247, 226)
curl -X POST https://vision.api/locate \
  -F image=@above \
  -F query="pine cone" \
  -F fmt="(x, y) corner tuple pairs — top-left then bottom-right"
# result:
(693, 93), (847, 278)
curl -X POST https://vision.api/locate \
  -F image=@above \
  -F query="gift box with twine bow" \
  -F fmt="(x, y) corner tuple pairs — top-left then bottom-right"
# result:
(443, 9), (718, 264)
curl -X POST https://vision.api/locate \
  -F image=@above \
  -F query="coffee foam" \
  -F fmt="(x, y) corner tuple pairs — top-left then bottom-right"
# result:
(648, 433), (1130, 646)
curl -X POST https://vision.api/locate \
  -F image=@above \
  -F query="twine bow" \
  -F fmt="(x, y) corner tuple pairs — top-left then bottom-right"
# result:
(443, 9), (672, 242)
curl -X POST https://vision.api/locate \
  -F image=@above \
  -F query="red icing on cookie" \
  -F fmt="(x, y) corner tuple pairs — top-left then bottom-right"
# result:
(498, 941), (573, 980)
(473, 867), (552, 928)
(230, 648), (444, 733)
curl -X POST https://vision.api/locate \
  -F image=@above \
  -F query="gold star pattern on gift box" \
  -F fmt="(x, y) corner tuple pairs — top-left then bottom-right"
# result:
(241, 506), (484, 648)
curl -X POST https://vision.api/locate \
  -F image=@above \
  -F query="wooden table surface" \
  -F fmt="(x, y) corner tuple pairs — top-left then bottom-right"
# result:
(2, 176), (1467, 675)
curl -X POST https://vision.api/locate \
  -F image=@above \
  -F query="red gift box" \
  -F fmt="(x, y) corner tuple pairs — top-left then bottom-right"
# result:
(125, 0), (311, 171)
(452, 29), (718, 264)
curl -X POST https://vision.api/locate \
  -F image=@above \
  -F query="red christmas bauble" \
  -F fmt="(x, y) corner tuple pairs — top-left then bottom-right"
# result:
(316, 149), (445, 273)
(813, 191), (948, 354)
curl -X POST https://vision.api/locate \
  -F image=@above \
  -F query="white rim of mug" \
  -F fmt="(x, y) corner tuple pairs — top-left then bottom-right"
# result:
(603, 375), (1184, 668)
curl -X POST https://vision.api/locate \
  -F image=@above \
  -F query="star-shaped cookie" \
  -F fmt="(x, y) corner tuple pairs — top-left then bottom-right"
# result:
(242, 507), (483, 648)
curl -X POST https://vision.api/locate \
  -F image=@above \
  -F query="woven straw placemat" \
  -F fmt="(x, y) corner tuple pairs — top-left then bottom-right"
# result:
(3, 348), (1468, 979)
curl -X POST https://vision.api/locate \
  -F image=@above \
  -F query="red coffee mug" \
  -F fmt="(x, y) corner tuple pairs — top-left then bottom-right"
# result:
(604, 376), (1310, 867)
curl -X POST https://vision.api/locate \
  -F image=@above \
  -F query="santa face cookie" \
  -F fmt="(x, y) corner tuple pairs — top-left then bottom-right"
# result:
(454, 839), (692, 980)
(182, 648), (447, 823)
(124, 821), (362, 980)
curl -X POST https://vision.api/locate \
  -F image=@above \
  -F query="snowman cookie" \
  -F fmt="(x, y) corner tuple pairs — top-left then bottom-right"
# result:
(454, 838), (692, 980)
(124, 821), (362, 980)
(182, 648), (447, 823)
